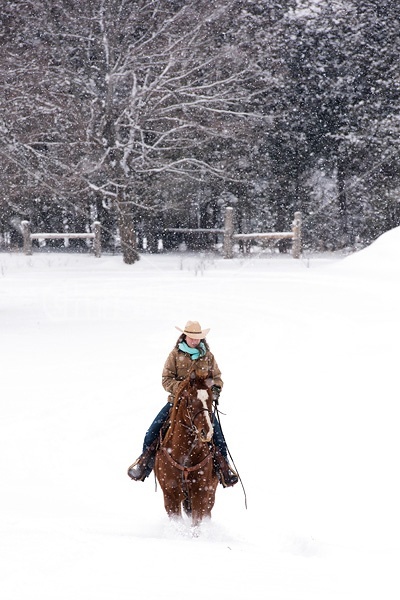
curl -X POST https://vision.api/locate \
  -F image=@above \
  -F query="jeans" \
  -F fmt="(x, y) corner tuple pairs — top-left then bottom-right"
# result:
(143, 402), (228, 457)
(143, 403), (172, 452)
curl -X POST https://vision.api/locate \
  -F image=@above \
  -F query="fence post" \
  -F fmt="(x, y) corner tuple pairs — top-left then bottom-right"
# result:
(21, 221), (32, 255)
(92, 221), (101, 258)
(292, 211), (302, 258)
(223, 206), (234, 259)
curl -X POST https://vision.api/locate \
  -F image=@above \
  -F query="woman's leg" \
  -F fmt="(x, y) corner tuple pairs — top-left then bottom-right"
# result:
(128, 403), (172, 481)
(212, 416), (228, 457)
(143, 402), (172, 451)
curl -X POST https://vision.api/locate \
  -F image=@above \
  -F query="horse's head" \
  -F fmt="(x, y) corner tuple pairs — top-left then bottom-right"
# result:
(187, 371), (214, 443)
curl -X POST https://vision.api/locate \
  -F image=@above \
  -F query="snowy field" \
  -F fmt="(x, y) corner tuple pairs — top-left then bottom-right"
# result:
(1, 231), (400, 599)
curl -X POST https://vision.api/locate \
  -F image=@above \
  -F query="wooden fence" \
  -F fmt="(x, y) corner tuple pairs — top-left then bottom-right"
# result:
(20, 209), (302, 259)
(166, 208), (302, 258)
(224, 207), (302, 258)
(21, 221), (101, 258)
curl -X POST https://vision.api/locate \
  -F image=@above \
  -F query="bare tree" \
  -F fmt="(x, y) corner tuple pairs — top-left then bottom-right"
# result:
(0, 0), (255, 262)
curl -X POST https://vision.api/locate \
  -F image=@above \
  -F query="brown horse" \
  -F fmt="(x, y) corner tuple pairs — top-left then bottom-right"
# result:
(154, 370), (219, 526)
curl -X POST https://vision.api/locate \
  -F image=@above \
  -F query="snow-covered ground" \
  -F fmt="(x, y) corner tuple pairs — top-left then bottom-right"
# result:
(1, 232), (400, 599)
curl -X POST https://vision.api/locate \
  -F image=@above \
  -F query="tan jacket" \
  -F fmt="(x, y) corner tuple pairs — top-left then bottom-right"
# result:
(162, 346), (223, 402)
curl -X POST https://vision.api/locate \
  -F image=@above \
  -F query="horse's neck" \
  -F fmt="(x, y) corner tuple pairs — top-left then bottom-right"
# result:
(168, 399), (191, 440)
(164, 396), (208, 462)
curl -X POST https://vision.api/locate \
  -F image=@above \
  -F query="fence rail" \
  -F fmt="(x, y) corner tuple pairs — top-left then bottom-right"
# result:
(21, 221), (101, 257)
(233, 232), (294, 240)
(166, 228), (224, 234)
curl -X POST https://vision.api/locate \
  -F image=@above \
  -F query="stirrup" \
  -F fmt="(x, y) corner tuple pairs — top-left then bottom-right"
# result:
(127, 440), (158, 482)
(219, 464), (239, 488)
(213, 448), (239, 487)
(127, 455), (152, 482)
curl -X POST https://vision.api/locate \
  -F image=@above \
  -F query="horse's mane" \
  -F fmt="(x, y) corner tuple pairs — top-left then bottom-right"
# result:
(172, 375), (192, 410)
(162, 376), (191, 445)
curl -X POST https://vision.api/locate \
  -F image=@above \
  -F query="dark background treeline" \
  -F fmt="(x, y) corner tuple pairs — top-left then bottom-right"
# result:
(1, 0), (399, 262)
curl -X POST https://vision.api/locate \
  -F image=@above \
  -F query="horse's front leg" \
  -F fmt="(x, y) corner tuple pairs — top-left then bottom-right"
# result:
(191, 504), (212, 527)
(163, 492), (183, 521)
(190, 478), (217, 526)
(190, 493), (211, 526)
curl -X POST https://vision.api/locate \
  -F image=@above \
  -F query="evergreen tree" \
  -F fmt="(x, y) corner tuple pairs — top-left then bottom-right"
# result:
(268, 0), (400, 249)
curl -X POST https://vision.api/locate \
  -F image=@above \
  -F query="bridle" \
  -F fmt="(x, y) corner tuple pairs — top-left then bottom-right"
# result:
(191, 404), (212, 428)
(184, 388), (213, 440)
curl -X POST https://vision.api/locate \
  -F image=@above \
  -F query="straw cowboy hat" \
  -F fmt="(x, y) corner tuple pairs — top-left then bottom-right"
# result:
(175, 320), (210, 339)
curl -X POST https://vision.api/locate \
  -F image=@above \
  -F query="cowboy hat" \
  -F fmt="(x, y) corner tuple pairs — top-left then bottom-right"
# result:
(175, 320), (210, 339)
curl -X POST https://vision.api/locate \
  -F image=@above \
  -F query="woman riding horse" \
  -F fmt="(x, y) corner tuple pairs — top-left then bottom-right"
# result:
(155, 370), (219, 524)
(128, 320), (238, 487)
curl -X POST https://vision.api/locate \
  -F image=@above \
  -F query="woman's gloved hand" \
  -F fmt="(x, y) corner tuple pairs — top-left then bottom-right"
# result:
(211, 385), (221, 404)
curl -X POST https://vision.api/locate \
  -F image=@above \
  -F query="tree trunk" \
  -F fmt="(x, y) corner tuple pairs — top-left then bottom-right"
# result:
(337, 156), (350, 247)
(95, 194), (114, 251)
(117, 200), (140, 264)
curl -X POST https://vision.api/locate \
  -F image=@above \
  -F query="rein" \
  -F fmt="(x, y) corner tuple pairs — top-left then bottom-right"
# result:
(213, 401), (248, 510)
(191, 406), (212, 427)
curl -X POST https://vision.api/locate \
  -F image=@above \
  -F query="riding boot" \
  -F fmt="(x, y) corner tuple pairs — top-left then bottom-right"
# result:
(127, 439), (158, 482)
(128, 404), (172, 482)
(213, 446), (239, 488)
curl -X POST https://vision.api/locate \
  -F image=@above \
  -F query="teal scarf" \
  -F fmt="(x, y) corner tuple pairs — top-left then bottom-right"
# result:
(178, 341), (206, 360)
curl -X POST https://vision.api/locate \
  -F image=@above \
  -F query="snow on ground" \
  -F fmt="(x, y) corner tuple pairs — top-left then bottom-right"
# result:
(1, 231), (400, 599)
